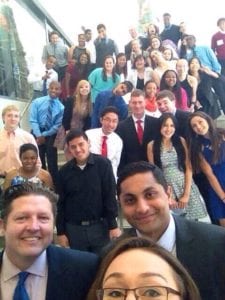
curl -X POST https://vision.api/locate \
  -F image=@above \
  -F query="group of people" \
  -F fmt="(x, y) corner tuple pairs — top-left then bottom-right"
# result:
(1, 12), (225, 300)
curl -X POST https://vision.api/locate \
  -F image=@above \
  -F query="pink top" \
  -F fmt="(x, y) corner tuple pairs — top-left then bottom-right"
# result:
(175, 88), (189, 111)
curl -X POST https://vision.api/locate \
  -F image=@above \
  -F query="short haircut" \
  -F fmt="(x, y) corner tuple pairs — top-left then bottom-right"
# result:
(49, 30), (59, 37)
(2, 105), (20, 118)
(117, 161), (168, 196)
(163, 12), (171, 17)
(65, 129), (88, 145)
(130, 89), (145, 98)
(85, 29), (92, 34)
(19, 143), (38, 158)
(2, 182), (58, 221)
(122, 81), (133, 93)
(100, 106), (119, 118)
(156, 89), (176, 102)
(217, 18), (225, 26)
(97, 23), (106, 31)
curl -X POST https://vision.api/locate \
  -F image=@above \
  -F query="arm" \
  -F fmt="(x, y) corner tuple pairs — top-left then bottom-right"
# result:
(178, 138), (192, 208)
(3, 169), (17, 190)
(200, 154), (225, 202)
(102, 160), (119, 233)
(68, 45), (75, 63)
(147, 141), (154, 163)
(91, 93), (102, 128)
(29, 101), (42, 137)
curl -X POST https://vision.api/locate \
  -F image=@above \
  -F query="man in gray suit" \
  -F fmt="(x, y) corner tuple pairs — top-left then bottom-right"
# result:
(117, 161), (225, 300)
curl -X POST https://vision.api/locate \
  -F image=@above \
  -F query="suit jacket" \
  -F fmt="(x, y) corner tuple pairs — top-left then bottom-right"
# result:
(122, 215), (225, 300)
(116, 115), (158, 171)
(1, 244), (98, 300)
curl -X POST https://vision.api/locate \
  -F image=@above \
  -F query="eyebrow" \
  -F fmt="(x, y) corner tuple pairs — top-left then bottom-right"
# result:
(121, 187), (158, 197)
(103, 272), (168, 285)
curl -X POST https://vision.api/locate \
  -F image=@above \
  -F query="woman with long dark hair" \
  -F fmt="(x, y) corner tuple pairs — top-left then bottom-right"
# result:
(147, 113), (207, 220)
(188, 111), (225, 226)
(88, 55), (120, 103)
(160, 69), (189, 111)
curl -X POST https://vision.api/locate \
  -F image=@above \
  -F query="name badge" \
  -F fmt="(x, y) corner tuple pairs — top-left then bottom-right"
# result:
(217, 39), (224, 46)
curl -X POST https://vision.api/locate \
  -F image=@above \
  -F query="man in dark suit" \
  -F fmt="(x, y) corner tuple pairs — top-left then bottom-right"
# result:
(117, 161), (225, 300)
(116, 89), (158, 171)
(156, 89), (190, 138)
(124, 27), (148, 60)
(0, 183), (98, 300)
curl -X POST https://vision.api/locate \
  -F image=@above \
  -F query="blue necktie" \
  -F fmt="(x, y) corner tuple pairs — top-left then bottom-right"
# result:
(45, 101), (53, 130)
(13, 271), (30, 300)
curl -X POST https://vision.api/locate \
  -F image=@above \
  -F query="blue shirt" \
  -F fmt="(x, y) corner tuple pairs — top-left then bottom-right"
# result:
(91, 90), (128, 128)
(30, 95), (64, 137)
(187, 46), (221, 73)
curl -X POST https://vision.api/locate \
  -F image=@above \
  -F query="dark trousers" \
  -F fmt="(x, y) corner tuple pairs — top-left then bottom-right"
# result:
(38, 134), (58, 188)
(212, 77), (225, 114)
(65, 221), (110, 254)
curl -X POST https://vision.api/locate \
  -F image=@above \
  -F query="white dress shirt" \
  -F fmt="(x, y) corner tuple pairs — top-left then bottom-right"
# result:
(0, 251), (48, 300)
(137, 214), (176, 256)
(86, 128), (123, 179)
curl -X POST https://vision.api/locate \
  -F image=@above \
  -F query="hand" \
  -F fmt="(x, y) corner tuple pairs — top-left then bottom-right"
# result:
(169, 198), (178, 209)
(178, 195), (189, 209)
(109, 228), (122, 240)
(36, 136), (45, 145)
(57, 234), (69, 248)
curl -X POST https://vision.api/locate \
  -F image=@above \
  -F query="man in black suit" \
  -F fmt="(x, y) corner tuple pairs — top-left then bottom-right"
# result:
(0, 183), (98, 300)
(117, 161), (225, 300)
(124, 27), (148, 60)
(156, 89), (190, 138)
(116, 89), (158, 171)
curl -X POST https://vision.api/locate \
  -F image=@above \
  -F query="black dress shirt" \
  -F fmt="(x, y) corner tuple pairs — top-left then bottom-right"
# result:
(56, 153), (118, 234)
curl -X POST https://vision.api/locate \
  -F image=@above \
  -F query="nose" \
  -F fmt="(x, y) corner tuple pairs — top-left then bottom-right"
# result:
(136, 198), (149, 214)
(126, 290), (137, 300)
(27, 217), (40, 231)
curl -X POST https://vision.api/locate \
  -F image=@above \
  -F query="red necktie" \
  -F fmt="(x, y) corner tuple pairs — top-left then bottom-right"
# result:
(136, 120), (143, 144)
(101, 136), (108, 157)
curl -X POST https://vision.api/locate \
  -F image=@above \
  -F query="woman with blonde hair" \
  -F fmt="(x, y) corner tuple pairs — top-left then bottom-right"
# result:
(54, 80), (92, 157)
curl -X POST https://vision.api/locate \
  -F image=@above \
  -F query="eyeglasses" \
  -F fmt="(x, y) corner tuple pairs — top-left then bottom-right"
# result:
(96, 286), (181, 300)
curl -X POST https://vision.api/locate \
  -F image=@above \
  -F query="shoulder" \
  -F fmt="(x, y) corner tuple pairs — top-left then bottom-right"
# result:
(47, 245), (98, 265)
(174, 215), (225, 242)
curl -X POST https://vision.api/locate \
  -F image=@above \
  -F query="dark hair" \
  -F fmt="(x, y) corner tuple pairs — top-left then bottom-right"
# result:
(65, 129), (88, 145)
(132, 54), (147, 69)
(97, 23), (106, 31)
(19, 143), (38, 158)
(86, 237), (201, 300)
(117, 161), (168, 196)
(156, 89), (176, 102)
(123, 80), (133, 93)
(49, 30), (59, 38)
(84, 29), (92, 34)
(187, 111), (225, 172)
(76, 52), (91, 75)
(102, 55), (117, 82)
(163, 12), (171, 17)
(100, 106), (119, 118)
(115, 53), (128, 78)
(2, 182), (58, 221)
(153, 113), (186, 172)
(160, 70), (183, 107)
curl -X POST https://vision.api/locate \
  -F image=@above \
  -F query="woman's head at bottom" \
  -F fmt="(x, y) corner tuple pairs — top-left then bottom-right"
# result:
(87, 237), (201, 300)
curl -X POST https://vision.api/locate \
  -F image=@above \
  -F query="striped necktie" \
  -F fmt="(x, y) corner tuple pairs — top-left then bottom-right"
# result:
(45, 100), (53, 130)
(136, 120), (143, 144)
